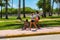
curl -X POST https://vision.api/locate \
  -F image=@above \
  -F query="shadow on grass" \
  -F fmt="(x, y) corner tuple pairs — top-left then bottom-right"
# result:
(38, 21), (60, 27)
(46, 16), (60, 18)
(0, 24), (24, 30)
(0, 21), (60, 30)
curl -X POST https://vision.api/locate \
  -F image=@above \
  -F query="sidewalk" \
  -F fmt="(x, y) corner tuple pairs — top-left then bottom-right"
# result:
(0, 27), (60, 38)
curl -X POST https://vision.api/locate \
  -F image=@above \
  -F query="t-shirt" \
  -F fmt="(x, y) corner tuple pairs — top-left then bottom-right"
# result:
(35, 14), (40, 20)
(36, 14), (40, 17)
(31, 15), (36, 20)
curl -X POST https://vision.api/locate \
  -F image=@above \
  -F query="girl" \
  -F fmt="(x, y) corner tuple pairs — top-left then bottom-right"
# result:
(35, 11), (40, 23)
(29, 12), (37, 30)
(35, 11), (40, 29)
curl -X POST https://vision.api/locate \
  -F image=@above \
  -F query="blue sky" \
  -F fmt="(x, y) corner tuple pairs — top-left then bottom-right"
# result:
(0, 0), (58, 10)
(9, 0), (39, 9)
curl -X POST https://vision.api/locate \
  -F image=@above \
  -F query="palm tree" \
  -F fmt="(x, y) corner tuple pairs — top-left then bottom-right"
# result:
(11, 0), (13, 14)
(0, 0), (9, 19)
(57, 0), (60, 15)
(4, 0), (10, 19)
(17, 0), (21, 20)
(5, 0), (8, 19)
(23, 0), (26, 18)
(0, 0), (2, 19)
(51, 0), (54, 15)
(54, 0), (60, 15)
(49, 0), (52, 16)
(12, 0), (13, 8)
(43, 0), (46, 17)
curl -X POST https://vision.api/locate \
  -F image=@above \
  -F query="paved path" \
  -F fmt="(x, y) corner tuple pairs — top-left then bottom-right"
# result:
(0, 27), (60, 38)
(0, 34), (60, 40)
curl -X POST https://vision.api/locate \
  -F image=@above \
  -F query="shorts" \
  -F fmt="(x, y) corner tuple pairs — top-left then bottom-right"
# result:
(31, 20), (35, 22)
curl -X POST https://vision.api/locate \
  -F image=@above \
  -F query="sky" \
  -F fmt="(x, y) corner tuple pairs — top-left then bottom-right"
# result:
(9, 0), (39, 9)
(0, 0), (58, 10)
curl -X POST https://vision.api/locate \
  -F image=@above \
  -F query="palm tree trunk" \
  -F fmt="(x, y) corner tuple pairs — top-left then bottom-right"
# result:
(0, 5), (2, 19)
(5, 0), (8, 19)
(0, 1), (2, 19)
(12, 0), (13, 8)
(59, 3), (60, 15)
(17, 0), (21, 20)
(42, 0), (46, 17)
(58, 2), (60, 15)
(23, 0), (26, 18)
(51, 0), (54, 16)
(49, 0), (52, 16)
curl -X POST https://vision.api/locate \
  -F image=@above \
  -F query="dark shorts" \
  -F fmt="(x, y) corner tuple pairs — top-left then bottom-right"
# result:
(31, 20), (35, 22)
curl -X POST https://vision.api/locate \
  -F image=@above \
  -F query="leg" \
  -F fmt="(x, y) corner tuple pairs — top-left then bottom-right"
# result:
(36, 20), (40, 29)
(29, 22), (32, 29)
(35, 19), (39, 25)
(33, 22), (37, 28)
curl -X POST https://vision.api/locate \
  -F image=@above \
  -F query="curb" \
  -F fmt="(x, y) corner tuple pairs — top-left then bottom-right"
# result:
(0, 32), (60, 38)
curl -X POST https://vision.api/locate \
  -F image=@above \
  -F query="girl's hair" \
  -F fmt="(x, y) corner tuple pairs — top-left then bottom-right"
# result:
(36, 11), (39, 14)
(26, 19), (28, 22)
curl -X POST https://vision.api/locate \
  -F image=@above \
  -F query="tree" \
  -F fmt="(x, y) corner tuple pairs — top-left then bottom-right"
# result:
(37, 0), (46, 17)
(5, 0), (8, 19)
(4, 0), (10, 19)
(23, 0), (26, 18)
(0, 0), (2, 19)
(17, 0), (21, 20)
(1, 7), (36, 15)
(21, 7), (36, 13)
(54, 0), (60, 15)
(0, 0), (7, 19)
(48, 0), (52, 16)
(51, 0), (54, 16)
(37, 0), (52, 17)
(43, 0), (46, 17)
(12, 0), (13, 8)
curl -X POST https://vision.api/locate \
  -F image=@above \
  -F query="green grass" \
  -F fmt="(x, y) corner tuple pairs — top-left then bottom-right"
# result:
(1, 16), (60, 20)
(0, 16), (60, 30)
(0, 19), (60, 30)
(41, 16), (60, 19)
(0, 21), (24, 30)
(38, 20), (60, 27)
(47, 16), (60, 18)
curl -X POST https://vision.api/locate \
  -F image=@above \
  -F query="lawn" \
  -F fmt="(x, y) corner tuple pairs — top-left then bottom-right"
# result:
(0, 16), (60, 30)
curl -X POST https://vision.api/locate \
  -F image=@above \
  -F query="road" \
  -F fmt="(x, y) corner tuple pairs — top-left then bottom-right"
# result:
(0, 34), (60, 40)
